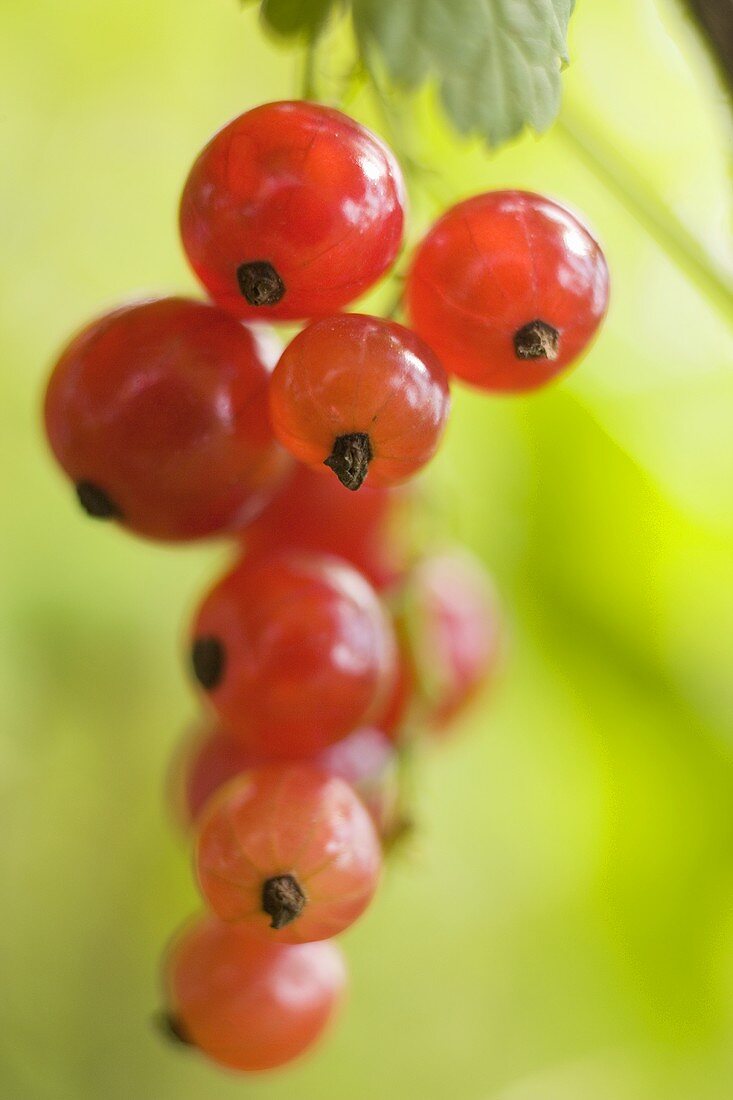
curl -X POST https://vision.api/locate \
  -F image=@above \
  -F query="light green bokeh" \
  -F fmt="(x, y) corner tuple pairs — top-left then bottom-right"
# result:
(1, 1), (732, 1097)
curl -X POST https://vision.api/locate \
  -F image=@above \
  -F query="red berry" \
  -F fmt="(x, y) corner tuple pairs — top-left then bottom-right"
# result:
(399, 549), (502, 729)
(190, 552), (396, 757)
(375, 649), (415, 741)
(196, 765), (382, 942)
(406, 190), (609, 392)
(171, 724), (261, 827)
(164, 914), (346, 1072)
(317, 726), (399, 839)
(179, 101), (406, 321)
(241, 461), (407, 589)
(269, 314), (450, 491)
(177, 723), (399, 837)
(44, 298), (289, 541)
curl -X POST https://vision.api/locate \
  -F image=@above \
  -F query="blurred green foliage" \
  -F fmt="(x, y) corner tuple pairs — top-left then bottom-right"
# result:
(1, 0), (732, 1097)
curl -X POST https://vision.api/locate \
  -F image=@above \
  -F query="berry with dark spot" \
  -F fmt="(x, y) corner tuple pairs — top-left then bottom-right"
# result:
(190, 552), (397, 757)
(180, 101), (405, 321)
(269, 314), (450, 490)
(44, 298), (289, 540)
(196, 765), (382, 942)
(406, 190), (609, 392)
(163, 914), (346, 1072)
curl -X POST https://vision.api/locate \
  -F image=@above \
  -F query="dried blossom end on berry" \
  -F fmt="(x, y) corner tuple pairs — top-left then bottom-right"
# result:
(237, 261), (286, 307)
(262, 873), (307, 929)
(191, 637), (226, 691)
(513, 319), (559, 361)
(324, 433), (373, 491)
(75, 480), (122, 520)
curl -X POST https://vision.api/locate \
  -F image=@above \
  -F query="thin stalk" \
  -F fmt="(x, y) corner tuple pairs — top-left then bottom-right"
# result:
(558, 109), (733, 326)
(362, 60), (449, 210)
(301, 37), (318, 100)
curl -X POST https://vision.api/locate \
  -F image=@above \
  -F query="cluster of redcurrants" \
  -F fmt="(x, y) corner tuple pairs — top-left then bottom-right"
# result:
(42, 99), (608, 1073)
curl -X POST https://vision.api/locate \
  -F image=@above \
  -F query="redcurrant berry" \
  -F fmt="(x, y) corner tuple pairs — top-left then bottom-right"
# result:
(398, 549), (502, 729)
(179, 101), (406, 321)
(269, 314), (450, 491)
(171, 724), (261, 828)
(374, 649), (415, 741)
(177, 722), (399, 838)
(44, 298), (289, 541)
(190, 552), (396, 757)
(406, 190), (609, 392)
(164, 914), (346, 1071)
(196, 765), (382, 942)
(241, 461), (407, 589)
(317, 726), (399, 839)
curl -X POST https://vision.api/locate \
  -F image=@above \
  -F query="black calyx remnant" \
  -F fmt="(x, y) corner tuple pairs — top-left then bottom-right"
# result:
(156, 1012), (192, 1047)
(191, 636), (226, 691)
(236, 261), (286, 307)
(75, 480), (122, 520)
(514, 319), (560, 361)
(324, 432), (372, 492)
(262, 874), (307, 930)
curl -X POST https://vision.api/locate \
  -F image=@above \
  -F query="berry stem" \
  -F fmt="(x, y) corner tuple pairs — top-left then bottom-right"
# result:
(301, 37), (318, 100)
(324, 433), (373, 491)
(558, 111), (733, 326)
(262, 873), (307, 929)
(362, 61), (449, 211)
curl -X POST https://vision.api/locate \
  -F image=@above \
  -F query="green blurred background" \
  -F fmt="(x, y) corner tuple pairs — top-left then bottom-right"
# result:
(2, 1), (733, 1096)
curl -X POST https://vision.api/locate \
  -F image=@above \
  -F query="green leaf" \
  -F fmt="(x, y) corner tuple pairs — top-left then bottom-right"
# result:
(353, 0), (575, 146)
(244, 0), (337, 38)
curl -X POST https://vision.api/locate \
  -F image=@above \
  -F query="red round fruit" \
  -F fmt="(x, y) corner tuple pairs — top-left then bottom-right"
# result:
(269, 314), (450, 491)
(196, 765), (382, 943)
(375, 649), (415, 741)
(177, 723), (398, 837)
(406, 190), (609, 392)
(180, 101), (406, 321)
(172, 724), (261, 827)
(399, 549), (502, 729)
(190, 552), (396, 757)
(164, 913), (346, 1072)
(44, 298), (289, 541)
(317, 726), (399, 838)
(241, 461), (407, 589)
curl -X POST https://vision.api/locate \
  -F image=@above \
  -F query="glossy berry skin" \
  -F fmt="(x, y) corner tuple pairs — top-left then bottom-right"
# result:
(375, 649), (415, 741)
(177, 723), (398, 838)
(173, 725), (262, 827)
(44, 298), (289, 541)
(180, 101), (405, 322)
(164, 914), (346, 1072)
(318, 726), (399, 839)
(269, 314), (450, 491)
(190, 552), (396, 758)
(196, 765), (382, 943)
(241, 461), (407, 589)
(398, 549), (501, 730)
(406, 191), (609, 393)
